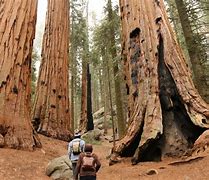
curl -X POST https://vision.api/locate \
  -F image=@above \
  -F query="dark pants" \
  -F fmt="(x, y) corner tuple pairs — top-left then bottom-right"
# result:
(80, 176), (96, 180)
(72, 162), (77, 177)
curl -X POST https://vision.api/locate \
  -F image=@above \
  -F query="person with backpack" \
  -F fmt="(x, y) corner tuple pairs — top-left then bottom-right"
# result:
(74, 144), (101, 180)
(68, 132), (85, 177)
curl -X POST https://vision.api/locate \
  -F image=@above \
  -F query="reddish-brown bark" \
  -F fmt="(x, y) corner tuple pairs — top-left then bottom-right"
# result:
(110, 0), (209, 165)
(32, 0), (72, 141)
(0, 0), (41, 150)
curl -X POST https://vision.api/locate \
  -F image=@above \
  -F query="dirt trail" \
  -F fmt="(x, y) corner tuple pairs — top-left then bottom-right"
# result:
(0, 135), (209, 180)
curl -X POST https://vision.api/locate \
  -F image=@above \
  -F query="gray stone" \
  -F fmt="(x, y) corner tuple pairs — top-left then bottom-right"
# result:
(46, 155), (73, 180)
(81, 129), (103, 142)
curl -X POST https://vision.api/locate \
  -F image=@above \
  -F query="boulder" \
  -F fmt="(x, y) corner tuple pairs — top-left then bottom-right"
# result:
(93, 106), (116, 120)
(93, 107), (105, 119)
(81, 129), (103, 143)
(46, 155), (72, 180)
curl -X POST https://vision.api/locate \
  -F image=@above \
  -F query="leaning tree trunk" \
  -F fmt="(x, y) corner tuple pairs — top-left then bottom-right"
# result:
(0, 0), (41, 150)
(110, 0), (209, 165)
(32, 0), (72, 141)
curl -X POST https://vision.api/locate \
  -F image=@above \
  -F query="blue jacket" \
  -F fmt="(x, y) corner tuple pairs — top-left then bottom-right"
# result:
(68, 138), (85, 162)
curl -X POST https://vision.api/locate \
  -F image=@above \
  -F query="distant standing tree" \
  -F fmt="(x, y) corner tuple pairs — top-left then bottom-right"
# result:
(110, 0), (209, 165)
(107, 0), (126, 138)
(32, 0), (72, 141)
(79, 0), (93, 133)
(0, 0), (41, 150)
(87, 64), (94, 131)
(174, 0), (209, 102)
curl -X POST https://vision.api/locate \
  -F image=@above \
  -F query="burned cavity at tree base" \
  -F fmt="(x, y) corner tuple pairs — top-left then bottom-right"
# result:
(155, 35), (205, 159)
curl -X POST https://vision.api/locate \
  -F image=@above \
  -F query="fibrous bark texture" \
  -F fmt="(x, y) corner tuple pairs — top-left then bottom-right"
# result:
(32, 0), (72, 141)
(110, 0), (209, 165)
(0, 0), (41, 150)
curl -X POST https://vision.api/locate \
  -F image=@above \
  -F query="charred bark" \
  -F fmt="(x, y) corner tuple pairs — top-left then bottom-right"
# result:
(87, 64), (94, 131)
(110, 0), (209, 165)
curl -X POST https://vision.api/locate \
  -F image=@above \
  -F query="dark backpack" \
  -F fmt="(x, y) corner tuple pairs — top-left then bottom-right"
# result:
(72, 140), (81, 155)
(81, 153), (95, 171)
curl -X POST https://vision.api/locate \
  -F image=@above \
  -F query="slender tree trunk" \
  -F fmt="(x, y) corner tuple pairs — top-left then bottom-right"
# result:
(79, 61), (88, 132)
(71, 75), (75, 132)
(99, 68), (104, 110)
(110, 0), (209, 165)
(87, 64), (94, 131)
(101, 53), (110, 135)
(32, 0), (72, 141)
(166, 0), (190, 62)
(0, 0), (41, 150)
(175, 0), (209, 102)
(92, 68), (100, 112)
(107, 55), (116, 148)
(107, 0), (126, 138)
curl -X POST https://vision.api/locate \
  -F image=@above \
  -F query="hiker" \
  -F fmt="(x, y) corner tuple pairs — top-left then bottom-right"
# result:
(68, 131), (85, 177)
(74, 144), (101, 180)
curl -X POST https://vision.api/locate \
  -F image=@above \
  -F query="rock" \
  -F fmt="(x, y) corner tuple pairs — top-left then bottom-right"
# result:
(146, 169), (158, 175)
(93, 107), (105, 119)
(94, 115), (112, 130)
(46, 155), (72, 180)
(81, 129), (103, 142)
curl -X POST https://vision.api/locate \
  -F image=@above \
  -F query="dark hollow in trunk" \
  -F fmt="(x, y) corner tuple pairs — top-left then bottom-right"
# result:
(135, 35), (205, 162)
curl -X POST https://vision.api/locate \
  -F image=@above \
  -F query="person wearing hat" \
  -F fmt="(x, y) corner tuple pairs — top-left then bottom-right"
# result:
(68, 131), (85, 177)
(74, 144), (101, 180)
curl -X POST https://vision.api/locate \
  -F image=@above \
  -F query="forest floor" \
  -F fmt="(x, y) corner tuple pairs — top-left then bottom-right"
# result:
(0, 134), (209, 180)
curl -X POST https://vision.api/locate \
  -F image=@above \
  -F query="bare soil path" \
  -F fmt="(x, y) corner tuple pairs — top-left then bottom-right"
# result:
(0, 135), (209, 180)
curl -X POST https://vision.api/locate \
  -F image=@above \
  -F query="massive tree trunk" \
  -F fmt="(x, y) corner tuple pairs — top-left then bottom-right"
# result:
(0, 0), (41, 150)
(32, 0), (72, 141)
(110, 0), (209, 165)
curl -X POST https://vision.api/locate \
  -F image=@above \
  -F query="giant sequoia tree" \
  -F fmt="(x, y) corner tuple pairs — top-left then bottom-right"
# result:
(110, 0), (209, 165)
(0, 0), (41, 150)
(32, 0), (72, 141)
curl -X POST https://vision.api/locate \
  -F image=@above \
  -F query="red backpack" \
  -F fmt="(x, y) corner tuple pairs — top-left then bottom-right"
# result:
(81, 153), (96, 171)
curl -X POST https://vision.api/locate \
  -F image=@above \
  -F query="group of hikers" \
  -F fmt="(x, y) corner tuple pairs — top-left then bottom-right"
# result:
(68, 131), (101, 180)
